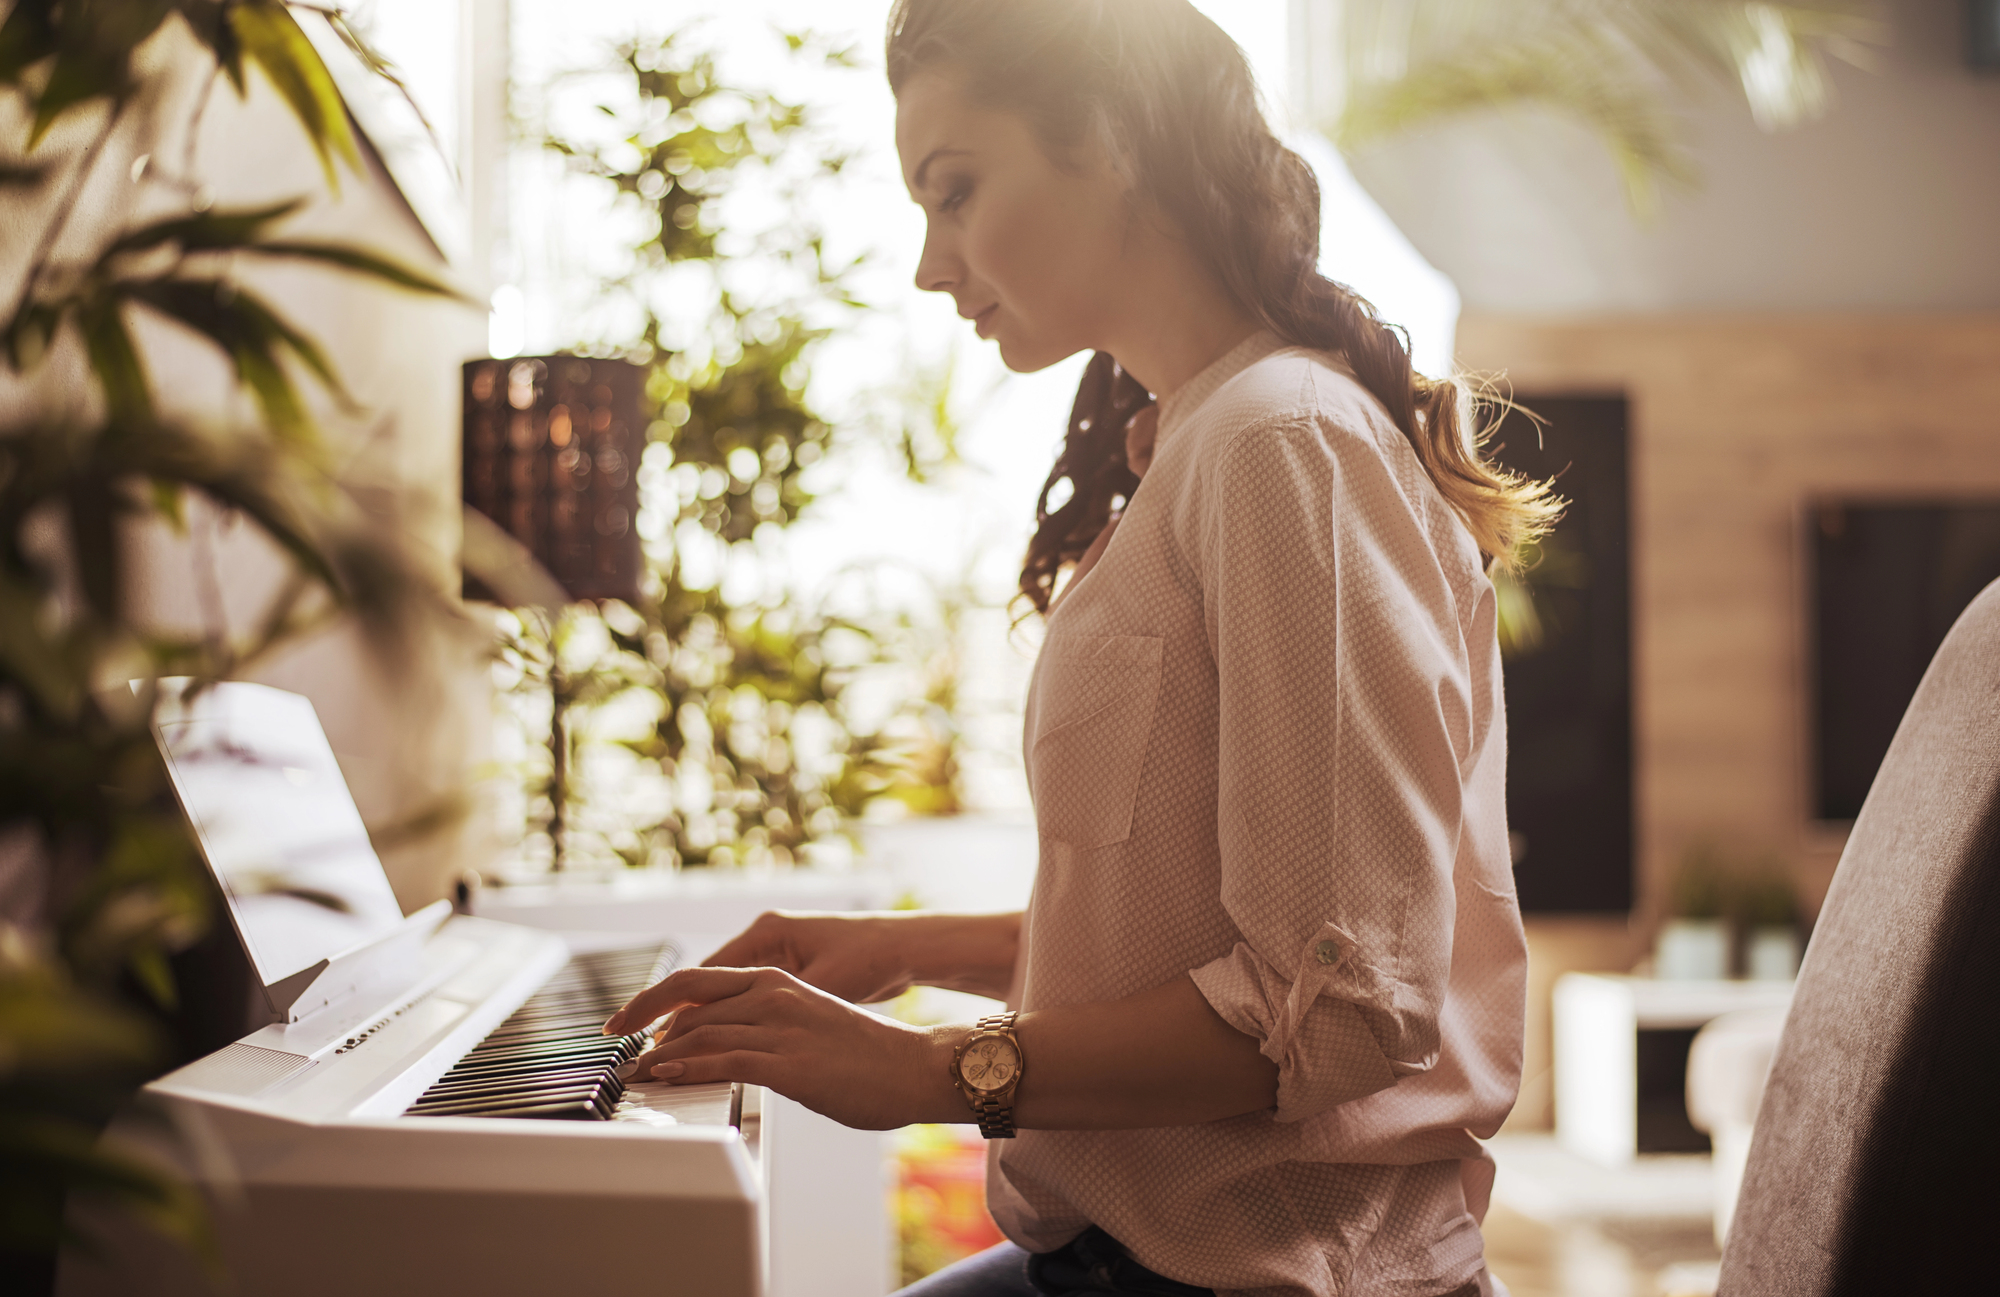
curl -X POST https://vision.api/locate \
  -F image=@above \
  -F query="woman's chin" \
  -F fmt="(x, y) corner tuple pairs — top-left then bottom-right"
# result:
(993, 332), (1082, 375)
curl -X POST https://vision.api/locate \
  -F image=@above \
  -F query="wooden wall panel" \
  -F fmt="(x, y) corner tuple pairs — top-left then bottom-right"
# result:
(1461, 313), (2000, 923)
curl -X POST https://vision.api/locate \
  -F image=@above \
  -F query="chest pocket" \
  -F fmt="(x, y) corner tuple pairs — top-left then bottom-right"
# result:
(1028, 633), (1164, 850)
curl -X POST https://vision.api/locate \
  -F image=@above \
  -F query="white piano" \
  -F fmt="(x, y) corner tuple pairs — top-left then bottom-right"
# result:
(57, 682), (890, 1297)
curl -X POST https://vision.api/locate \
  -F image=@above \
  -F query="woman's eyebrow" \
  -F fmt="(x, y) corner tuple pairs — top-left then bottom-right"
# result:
(912, 146), (971, 191)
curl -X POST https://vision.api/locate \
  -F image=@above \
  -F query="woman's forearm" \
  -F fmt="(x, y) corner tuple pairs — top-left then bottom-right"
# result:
(913, 974), (1279, 1129)
(901, 910), (1021, 1000)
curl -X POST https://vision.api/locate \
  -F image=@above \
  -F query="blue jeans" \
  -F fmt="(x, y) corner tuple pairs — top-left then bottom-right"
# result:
(895, 1227), (1217, 1296)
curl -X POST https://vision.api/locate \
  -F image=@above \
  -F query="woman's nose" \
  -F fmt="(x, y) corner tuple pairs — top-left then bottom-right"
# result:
(913, 225), (957, 295)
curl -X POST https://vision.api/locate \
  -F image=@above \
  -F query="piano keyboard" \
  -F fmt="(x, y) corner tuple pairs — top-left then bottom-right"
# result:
(406, 942), (676, 1121)
(67, 919), (769, 1297)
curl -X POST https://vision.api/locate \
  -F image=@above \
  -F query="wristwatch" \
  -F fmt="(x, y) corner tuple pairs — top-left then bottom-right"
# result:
(950, 1011), (1025, 1138)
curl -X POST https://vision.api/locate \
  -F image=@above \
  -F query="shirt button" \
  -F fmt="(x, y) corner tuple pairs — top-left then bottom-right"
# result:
(1315, 939), (1343, 965)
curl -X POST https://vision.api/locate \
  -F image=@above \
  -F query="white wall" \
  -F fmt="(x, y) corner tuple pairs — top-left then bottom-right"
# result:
(1324, 0), (2000, 313)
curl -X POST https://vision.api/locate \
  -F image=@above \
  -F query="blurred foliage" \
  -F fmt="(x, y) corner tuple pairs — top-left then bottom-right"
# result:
(1492, 529), (1588, 659)
(1, 0), (463, 1280)
(1669, 843), (1734, 920)
(497, 26), (964, 872)
(1675, 841), (1799, 926)
(1326, 0), (1885, 214)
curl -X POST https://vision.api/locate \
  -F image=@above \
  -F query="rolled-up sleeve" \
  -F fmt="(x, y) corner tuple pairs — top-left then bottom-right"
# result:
(1189, 411), (1475, 1123)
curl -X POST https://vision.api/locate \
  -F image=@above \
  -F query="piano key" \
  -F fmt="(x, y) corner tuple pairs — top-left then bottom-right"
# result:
(450, 1042), (634, 1070)
(409, 1093), (612, 1120)
(414, 1079), (619, 1108)
(417, 1065), (617, 1095)
(404, 940), (676, 1123)
(415, 1089), (621, 1116)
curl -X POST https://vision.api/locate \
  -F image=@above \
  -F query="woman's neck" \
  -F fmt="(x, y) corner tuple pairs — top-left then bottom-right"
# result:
(1100, 227), (1261, 399)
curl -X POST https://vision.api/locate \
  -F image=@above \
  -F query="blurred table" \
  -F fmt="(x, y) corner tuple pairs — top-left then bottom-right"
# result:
(1554, 974), (1793, 1167)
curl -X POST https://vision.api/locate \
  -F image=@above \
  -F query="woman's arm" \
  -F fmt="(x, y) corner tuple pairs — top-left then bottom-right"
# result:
(1004, 974), (1278, 1128)
(604, 964), (1278, 1132)
(699, 909), (1021, 1003)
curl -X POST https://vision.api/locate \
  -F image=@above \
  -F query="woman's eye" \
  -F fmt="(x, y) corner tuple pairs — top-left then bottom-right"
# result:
(939, 185), (971, 214)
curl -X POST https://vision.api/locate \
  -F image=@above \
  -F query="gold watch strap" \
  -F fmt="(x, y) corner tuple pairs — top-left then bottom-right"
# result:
(972, 1094), (1016, 1139)
(970, 1011), (1019, 1139)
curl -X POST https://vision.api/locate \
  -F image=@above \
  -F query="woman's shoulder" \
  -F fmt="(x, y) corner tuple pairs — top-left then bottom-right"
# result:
(1171, 343), (1393, 468)
(1163, 344), (1488, 598)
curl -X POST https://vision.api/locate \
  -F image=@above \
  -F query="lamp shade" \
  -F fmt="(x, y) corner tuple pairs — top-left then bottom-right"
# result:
(462, 356), (645, 604)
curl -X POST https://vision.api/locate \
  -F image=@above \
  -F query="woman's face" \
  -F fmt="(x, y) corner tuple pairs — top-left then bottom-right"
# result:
(896, 70), (1136, 373)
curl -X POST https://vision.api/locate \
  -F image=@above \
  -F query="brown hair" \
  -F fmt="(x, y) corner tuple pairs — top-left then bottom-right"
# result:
(887, 0), (1561, 614)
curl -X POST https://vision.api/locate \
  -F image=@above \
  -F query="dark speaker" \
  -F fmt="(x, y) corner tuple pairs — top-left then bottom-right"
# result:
(1809, 501), (2000, 821)
(1485, 395), (1634, 914)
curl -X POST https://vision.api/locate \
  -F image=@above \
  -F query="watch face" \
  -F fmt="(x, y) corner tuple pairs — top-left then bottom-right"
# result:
(960, 1036), (1019, 1094)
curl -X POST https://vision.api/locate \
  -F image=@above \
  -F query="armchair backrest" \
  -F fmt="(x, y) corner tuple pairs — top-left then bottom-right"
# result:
(1719, 579), (2000, 1294)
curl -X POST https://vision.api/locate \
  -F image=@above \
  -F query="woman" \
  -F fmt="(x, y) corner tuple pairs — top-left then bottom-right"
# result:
(604, 1), (1558, 1292)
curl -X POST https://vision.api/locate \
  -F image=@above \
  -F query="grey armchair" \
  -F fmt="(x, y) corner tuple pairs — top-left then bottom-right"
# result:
(1719, 579), (2000, 1294)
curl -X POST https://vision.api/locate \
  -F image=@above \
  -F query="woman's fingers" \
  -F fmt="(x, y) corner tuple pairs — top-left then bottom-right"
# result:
(699, 910), (811, 971)
(653, 978), (805, 1044)
(700, 919), (795, 971)
(644, 1049), (781, 1088)
(626, 1022), (779, 1078)
(602, 965), (767, 1036)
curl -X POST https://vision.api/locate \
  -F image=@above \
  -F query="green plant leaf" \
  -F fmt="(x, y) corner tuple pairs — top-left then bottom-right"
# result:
(77, 297), (152, 426)
(64, 473), (122, 621)
(28, 43), (114, 148)
(228, 1), (360, 190)
(104, 199), (305, 258)
(245, 239), (474, 301)
(5, 301), (63, 370)
(0, 159), (47, 187)
(321, 10), (449, 162)
(1327, 0), (1884, 214)
(0, 1), (57, 85)
(1335, 24), (1695, 214)
(95, 424), (340, 593)
(121, 278), (344, 438)
(17, 0), (176, 147)
(149, 478), (184, 529)
(0, 573), (84, 720)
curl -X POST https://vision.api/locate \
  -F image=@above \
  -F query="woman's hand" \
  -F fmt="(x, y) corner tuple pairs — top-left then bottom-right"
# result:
(605, 966), (964, 1130)
(700, 909), (1022, 1003)
(700, 911), (919, 1004)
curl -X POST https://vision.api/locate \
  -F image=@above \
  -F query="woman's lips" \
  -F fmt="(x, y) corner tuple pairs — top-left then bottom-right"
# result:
(972, 304), (998, 338)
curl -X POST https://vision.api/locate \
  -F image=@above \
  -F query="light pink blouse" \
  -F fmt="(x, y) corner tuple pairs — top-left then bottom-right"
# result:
(988, 333), (1526, 1297)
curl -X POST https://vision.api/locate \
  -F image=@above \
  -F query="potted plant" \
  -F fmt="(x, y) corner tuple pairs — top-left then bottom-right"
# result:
(1659, 844), (1732, 980)
(1, 3), (465, 1288)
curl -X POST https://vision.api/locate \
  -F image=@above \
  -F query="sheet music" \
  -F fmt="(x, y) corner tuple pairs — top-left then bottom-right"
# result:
(155, 682), (405, 984)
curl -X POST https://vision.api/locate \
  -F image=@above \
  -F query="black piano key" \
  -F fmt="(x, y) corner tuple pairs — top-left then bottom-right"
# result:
(409, 1092), (611, 1120)
(418, 1065), (626, 1097)
(410, 1073), (613, 1104)
(405, 941), (675, 1123)
(418, 1064), (612, 1096)
(451, 1042), (633, 1070)
(452, 1041), (641, 1070)
(416, 1075), (618, 1105)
